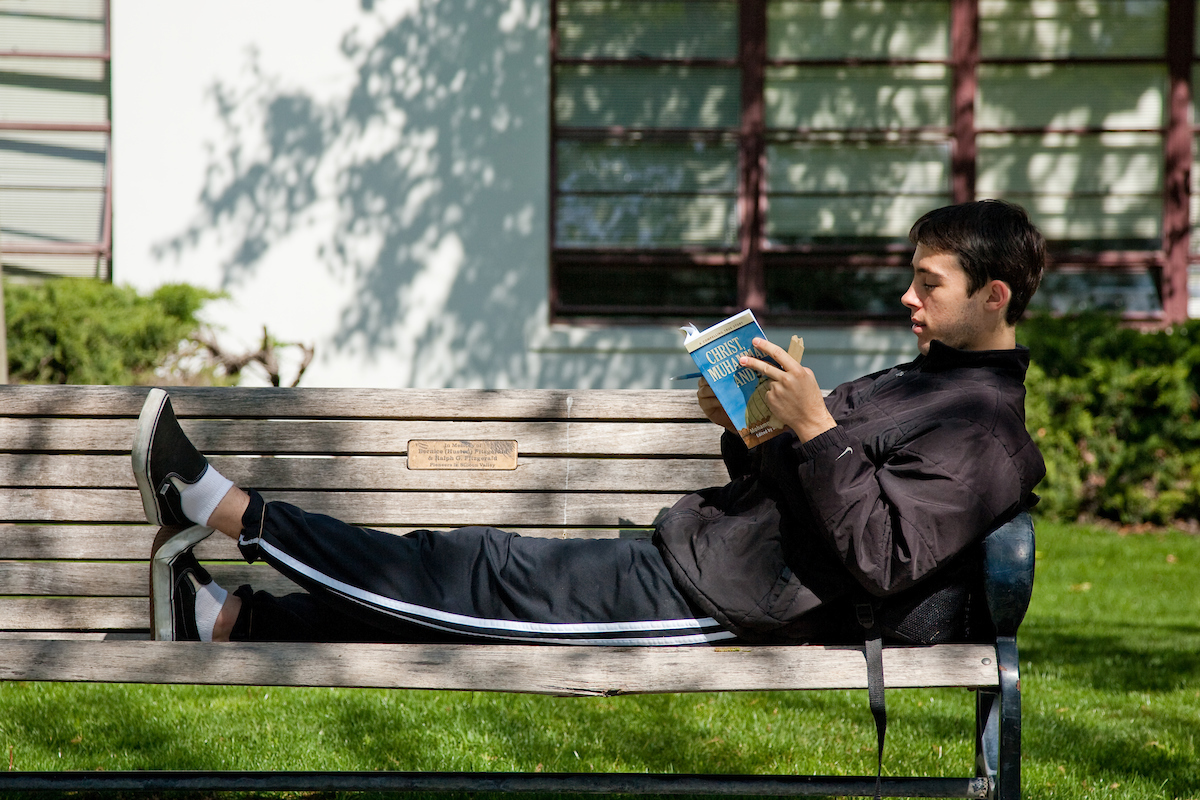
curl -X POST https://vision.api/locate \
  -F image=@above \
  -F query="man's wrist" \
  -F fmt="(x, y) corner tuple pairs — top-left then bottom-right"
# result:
(794, 413), (837, 444)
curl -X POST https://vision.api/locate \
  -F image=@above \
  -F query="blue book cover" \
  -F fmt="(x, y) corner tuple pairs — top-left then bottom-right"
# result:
(681, 309), (799, 448)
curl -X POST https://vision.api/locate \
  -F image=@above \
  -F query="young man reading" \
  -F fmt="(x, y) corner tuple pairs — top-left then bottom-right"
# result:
(133, 199), (1047, 645)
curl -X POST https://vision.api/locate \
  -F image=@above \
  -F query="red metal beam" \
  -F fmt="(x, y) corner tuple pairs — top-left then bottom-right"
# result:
(737, 0), (767, 314)
(99, 135), (112, 267)
(950, 0), (978, 204)
(547, 0), (561, 318)
(99, 0), (113, 279)
(1162, 0), (1194, 324)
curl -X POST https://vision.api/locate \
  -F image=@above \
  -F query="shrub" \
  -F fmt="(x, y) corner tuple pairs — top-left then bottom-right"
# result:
(5, 278), (224, 385)
(1021, 314), (1200, 525)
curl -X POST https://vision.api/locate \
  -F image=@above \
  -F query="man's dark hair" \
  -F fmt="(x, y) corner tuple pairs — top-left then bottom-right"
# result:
(908, 199), (1046, 325)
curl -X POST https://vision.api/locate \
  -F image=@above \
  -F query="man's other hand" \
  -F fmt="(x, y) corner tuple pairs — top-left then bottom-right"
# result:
(697, 377), (737, 433)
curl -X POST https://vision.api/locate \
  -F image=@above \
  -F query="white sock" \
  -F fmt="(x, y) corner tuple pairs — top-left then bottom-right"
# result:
(171, 465), (234, 527)
(190, 576), (228, 643)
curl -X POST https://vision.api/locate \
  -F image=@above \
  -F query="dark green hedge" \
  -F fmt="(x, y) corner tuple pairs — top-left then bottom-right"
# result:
(5, 279), (222, 386)
(1020, 314), (1200, 526)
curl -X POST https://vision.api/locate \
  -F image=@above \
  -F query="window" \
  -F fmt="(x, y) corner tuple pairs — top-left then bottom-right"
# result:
(0, 0), (112, 281)
(977, 0), (1172, 316)
(549, 0), (1195, 324)
(553, 0), (743, 319)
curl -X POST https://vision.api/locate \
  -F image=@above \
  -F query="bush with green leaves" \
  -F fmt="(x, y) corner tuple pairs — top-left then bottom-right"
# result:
(1020, 314), (1200, 525)
(5, 278), (223, 385)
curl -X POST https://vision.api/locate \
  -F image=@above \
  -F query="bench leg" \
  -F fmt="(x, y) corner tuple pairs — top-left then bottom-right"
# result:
(976, 636), (1022, 800)
(995, 637), (1022, 800)
(975, 688), (999, 789)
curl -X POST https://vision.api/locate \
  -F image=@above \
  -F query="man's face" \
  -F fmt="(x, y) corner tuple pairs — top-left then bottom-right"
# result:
(901, 244), (992, 355)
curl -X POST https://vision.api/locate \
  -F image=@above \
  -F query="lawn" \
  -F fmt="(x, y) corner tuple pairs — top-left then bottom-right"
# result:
(0, 521), (1196, 800)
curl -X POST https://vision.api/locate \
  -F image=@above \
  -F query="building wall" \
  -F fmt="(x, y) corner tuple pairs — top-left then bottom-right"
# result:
(111, 0), (916, 389)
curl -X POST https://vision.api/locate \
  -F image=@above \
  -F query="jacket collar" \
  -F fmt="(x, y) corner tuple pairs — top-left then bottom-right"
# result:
(912, 340), (1031, 377)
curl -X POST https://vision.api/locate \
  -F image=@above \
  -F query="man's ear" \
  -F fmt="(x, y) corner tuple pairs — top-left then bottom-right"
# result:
(984, 280), (1012, 314)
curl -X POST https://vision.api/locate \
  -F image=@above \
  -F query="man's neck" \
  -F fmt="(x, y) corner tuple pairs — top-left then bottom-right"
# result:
(959, 316), (1017, 352)
(972, 326), (1017, 352)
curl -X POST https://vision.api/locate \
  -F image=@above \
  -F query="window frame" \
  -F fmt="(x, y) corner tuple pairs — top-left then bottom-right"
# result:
(549, 0), (1196, 325)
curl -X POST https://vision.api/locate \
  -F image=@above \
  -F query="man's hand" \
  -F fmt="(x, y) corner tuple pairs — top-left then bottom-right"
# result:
(696, 377), (737, 433)
(739, 337), (837, 443)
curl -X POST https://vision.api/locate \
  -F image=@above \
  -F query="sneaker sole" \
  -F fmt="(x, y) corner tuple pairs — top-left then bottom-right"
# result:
(149, 524), (215, 641)
(132, 388), (169, 526)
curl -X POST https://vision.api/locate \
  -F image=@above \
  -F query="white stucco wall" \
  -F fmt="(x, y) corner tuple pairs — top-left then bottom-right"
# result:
(112, 0), (914, 389)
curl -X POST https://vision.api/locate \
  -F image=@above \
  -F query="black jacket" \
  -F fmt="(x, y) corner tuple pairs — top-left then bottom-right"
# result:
(653, 341), (1046, 642)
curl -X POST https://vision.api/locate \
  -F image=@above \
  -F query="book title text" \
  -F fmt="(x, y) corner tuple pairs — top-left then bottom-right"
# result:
(703, 336), (765, 387)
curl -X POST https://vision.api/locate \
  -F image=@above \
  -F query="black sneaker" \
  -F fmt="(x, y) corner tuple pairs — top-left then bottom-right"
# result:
(150, 525), (220, 641)
(132, 388), (210, 527)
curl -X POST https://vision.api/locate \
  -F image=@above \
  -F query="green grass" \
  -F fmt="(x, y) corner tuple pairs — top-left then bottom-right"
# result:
(0, 522), (1196, 800)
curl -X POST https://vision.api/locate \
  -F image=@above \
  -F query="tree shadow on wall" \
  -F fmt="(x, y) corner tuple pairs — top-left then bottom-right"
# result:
(154, 0), (604, 388)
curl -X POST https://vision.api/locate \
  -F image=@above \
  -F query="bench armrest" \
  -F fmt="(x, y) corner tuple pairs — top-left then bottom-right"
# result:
(982, 512), (1036, 637)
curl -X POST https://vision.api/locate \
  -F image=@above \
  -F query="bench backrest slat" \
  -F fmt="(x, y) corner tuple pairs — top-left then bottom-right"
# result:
(0, 598), (144, 632)
(2, 487), (693, 527)
(0, 524), (160, 559)
(0, 560), (300, 599)
(2, 419), (720, 457)
(0, 453), (730, 492)
(1, 386), (707, 421)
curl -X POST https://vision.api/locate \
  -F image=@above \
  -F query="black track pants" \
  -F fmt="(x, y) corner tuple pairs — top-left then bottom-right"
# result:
(229, 491), (736, 645)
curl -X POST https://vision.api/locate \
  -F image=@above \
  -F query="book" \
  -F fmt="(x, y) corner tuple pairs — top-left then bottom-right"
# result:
(680, 309), (804, 449)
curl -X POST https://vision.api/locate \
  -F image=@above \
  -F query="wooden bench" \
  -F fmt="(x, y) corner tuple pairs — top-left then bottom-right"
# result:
(0, 384), (1034, 798)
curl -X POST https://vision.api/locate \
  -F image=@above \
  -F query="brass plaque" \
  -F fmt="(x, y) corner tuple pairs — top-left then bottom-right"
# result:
(407, 440), (518, 470)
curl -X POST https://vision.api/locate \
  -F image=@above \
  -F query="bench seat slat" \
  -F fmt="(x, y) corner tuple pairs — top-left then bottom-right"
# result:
(0, 454), (729, 493)
(2, 489), (689, 527)
(1, 419), (721, 458)
(0, 640), (1000, 693)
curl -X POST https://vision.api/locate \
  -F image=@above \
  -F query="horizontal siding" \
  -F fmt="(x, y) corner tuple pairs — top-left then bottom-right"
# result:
(0, 0), (107, 54)
(0, 130), (109, 186)
(0, 186), (105, 242)
(0, 251), (108, 279)
(0, 56), (109, 124)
